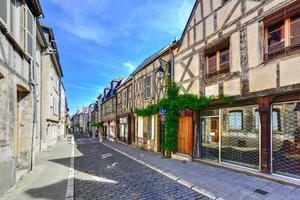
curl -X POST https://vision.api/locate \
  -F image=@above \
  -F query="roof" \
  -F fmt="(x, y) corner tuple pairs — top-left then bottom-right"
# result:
(178, 0), (198, 45)
(40, 23), (64, 77)
(130, 44), (172, 76)
(27, 0), (44, 17)
(116, 76), (132, 90)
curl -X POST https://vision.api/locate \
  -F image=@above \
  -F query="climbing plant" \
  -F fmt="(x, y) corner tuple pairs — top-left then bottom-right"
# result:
(134, 81), (235, 156)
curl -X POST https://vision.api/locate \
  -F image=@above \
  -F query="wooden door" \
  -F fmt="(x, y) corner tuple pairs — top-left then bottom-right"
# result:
(177, 116), (193, 155)
(210, 117), (219, 143)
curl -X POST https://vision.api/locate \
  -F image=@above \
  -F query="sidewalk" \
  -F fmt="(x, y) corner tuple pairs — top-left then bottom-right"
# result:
(103, 141), (300, 200)
(0, 137), (73, 200)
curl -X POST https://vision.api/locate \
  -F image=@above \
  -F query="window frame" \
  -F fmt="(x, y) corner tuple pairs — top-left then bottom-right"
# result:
(228, 110), (243, 131)
(24, 5), (34, 58)
(205, 41), (230, 78)
(264, 12), (300, 61)
(144, 74), (152, 99)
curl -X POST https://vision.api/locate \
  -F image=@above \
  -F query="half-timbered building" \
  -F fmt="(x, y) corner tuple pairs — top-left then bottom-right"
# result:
(116, 77), (134, 144)
(100, 78), (123, 140)
(132, 44), (176, 152)
(173, 0), (300, 182)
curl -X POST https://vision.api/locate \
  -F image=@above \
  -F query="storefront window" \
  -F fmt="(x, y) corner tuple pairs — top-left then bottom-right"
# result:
(221, 106), (259, 169)
(272, 102), (300, 179)
(201, 110), (219, 161)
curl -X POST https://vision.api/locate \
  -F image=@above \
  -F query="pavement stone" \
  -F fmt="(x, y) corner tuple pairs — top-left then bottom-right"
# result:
(74, 135), (210, 200)
(102, 139), (300, 200)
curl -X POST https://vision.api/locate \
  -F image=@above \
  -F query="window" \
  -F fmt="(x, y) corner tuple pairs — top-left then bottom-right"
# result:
(0, 0), (9, 27)
(264, 2), (300, 60)
(272, 109), (281, 131)
(24, 5), (34, 57)
(10, 0), (20, 42)
(255, 111), (260, 130)
(229, 111), (243, 130)
(144, 75), (152, 99)
(267, 21), (285, 54)
(123, 90), (127, 108)
(291, 14), (300, 47)
(206, 41), (230, 78)
(109, 101), (113, 113)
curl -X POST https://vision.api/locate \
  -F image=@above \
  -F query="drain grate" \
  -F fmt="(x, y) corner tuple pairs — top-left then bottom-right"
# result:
(254, 189), (268, 195)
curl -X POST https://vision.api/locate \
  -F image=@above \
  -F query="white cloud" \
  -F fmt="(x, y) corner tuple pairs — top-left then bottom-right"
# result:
(122, 61), (136, 73)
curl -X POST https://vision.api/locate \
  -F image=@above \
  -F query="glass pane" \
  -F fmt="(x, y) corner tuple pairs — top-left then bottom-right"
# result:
(272, 102), (300, 179)
(200, 110), (219, 161)
(221, 106), (259, 169)
(220, 49), (229, 64)
(0, 0), (7, 24)
(27, 8), (33, 35)
(27, 34), (33, 56)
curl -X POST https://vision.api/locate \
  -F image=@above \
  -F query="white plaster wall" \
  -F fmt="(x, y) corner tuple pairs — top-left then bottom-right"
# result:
(280, 56), (300, 87)
(224, 79), (241, 96)
(205, 84), (219, 97)
(230, 31), (241, 72)
(247, 22), (261, 69)
(249, 64), (277, 92)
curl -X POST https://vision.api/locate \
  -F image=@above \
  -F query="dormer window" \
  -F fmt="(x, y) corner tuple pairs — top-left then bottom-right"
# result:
(206, 39), (230, 78)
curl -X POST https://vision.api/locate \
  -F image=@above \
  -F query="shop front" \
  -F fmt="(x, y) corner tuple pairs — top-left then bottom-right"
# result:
(200, 105), (260, 170)
(118, 116), (130, 144)
(137, 115), (156, 151)
(272, 101), (300, 179)
(197, 101), (300, 181)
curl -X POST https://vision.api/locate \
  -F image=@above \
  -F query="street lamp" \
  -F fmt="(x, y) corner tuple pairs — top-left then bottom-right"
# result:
(156, 58), (168, 80)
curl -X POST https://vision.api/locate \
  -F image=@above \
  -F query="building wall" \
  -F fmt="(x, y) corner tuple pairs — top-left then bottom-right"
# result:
(0, 1), (36, 194)
(132, 51), (172, 152)
(174, 0), (300, 97)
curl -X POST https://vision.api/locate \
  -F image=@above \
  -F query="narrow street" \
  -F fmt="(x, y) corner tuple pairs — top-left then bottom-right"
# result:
(74, 134), (209, 200)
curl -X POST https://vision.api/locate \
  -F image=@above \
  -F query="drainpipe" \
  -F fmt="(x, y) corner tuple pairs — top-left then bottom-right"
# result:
(30, 18), (37, 171)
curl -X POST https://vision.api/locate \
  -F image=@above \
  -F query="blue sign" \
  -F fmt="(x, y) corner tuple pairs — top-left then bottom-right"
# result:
(159, 109), (167, 115)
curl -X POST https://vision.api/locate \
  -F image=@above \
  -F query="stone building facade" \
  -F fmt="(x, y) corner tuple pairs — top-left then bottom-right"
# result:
(40, 24), (64, 150)
(173, 0), (300, 182)
(0, 0), (67, 195)
(0, 0), (43, 194)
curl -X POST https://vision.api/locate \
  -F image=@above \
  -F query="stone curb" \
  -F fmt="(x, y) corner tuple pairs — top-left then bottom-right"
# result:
(102, 142), (221, 200)
(65, 136), (75, 200)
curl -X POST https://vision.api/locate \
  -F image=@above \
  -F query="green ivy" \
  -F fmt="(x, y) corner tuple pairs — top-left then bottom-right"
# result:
(134, 81), (234, 155)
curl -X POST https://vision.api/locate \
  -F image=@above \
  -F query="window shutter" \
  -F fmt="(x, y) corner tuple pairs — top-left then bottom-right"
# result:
(26, 6), (34, 57)
(208, 55), (217, 74)
(220, 48), (230, 71)
(291, 15), (300, 47)
(0, 0), (8, 26)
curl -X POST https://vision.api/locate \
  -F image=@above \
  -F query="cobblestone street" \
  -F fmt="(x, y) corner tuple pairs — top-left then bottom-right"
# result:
(74, 135), (210, 200)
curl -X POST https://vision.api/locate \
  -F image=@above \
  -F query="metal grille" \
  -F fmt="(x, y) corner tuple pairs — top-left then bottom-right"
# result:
(272, 102), (300, 179)
(200, 110), (219, 161)
(221, 106), (259, 169)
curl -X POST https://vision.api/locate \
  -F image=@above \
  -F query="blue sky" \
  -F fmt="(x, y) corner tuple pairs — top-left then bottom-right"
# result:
(40, 0), (195, 114)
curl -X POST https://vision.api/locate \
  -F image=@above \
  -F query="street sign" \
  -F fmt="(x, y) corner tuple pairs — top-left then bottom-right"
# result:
(159, 109), (167, 115)
(160, 115), (166, 122)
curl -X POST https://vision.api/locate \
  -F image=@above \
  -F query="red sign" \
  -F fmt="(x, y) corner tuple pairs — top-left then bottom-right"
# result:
(185, 108), (193, 117)
(160, 115), (166, 122)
